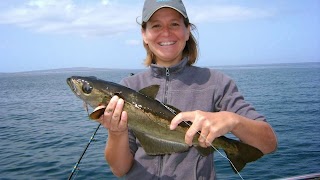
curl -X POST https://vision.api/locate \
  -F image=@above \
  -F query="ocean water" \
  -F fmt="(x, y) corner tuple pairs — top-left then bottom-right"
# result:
(0, 63), (319, 180)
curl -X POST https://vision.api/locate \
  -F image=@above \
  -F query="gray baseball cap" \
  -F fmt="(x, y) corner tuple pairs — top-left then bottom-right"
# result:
(142, 0), (188, 22)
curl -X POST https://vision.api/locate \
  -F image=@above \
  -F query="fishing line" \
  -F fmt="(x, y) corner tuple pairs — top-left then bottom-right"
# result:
(68, 103), (101, 180)
(68, 123), (101, 180)
(183, 121), (244, 180)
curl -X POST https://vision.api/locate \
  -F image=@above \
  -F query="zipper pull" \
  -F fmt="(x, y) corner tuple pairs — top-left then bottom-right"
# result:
(166, 68), (170, 77)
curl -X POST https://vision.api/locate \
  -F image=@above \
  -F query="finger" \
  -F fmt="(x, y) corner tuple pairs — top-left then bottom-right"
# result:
(118, 111), (128, 130)
(205, 128), (219, 147)
(104, 96), (119, 117)
(101, 96), (119, 127)
(198, 125), (210, 147)
(205, 133), (216, 147)
(170, 112), (195, 130)
(185, 122), (203, 146)
(110, 98), (124, 128)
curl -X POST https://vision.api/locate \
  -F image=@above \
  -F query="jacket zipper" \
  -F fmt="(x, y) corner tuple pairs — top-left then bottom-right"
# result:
(158, 155), (164, 179)
(164, 68), (170, 104)
(157, 68), (169, 178)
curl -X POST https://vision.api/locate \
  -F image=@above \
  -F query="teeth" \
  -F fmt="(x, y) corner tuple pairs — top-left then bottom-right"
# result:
(160, 42), (175, 46)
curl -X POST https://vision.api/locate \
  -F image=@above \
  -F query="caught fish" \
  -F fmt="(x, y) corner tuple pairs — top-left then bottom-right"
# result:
(66, 76), (263, 172)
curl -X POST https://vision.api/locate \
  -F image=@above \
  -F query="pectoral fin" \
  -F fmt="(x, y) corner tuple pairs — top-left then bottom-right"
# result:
(89, 106), (106, 119)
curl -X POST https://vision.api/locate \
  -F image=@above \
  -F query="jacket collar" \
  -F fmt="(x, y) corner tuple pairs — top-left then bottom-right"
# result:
(150, 57), (189, 77)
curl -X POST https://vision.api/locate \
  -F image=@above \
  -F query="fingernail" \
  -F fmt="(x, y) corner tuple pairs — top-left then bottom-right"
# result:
(118, 98), (124, 104)
(111, 96), (119, 102)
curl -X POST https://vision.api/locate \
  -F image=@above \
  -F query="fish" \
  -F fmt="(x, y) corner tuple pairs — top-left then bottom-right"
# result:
(66, 76), (264, 173)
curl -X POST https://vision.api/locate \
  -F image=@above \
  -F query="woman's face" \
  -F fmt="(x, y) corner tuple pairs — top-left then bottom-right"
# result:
(142, 8), (190, 67)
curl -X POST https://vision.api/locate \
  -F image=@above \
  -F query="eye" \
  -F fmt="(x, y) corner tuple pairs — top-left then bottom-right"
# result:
(82, 81), (93, 94)
(172, 22), (179, 26)
(151, 23), (161, 29)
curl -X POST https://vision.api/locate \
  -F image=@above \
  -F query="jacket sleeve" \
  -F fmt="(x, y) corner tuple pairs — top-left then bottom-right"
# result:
(214, 74), (266, 121)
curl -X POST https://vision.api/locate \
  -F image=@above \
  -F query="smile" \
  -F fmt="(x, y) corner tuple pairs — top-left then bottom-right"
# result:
(159, 41), (176, 46)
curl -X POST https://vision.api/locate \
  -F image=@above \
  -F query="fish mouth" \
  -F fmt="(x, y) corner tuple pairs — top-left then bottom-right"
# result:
(66, 78), (81, 96)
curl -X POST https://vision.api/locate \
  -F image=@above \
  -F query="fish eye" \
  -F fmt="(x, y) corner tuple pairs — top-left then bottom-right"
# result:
(82, 81), (93, 94)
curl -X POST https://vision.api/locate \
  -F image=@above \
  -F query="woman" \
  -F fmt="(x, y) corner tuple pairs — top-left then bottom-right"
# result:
(99, 0), (277, 179)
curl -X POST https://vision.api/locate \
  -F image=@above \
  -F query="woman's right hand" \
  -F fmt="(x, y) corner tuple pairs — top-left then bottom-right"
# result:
(98, 96), (128, 134)
(102, 96), (133, 177)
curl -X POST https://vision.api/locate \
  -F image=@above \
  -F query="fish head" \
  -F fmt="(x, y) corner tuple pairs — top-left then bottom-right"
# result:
(66, 76), (114, 109)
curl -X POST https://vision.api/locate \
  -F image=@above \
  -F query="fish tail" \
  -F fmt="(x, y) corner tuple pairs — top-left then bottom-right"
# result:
(222, 137), (264, 173)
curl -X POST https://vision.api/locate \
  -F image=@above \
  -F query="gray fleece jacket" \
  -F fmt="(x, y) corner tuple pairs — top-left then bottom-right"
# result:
(120, 58), (265, 180)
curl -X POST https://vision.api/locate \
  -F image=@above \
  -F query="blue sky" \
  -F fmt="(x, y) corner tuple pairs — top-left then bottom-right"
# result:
(0, 0), (319, 72)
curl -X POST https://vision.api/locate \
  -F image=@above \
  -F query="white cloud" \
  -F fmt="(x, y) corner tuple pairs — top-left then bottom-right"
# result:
(0, 0), (274, 37)
(101, 0), (110, 6)
(0, 0), (141, 37)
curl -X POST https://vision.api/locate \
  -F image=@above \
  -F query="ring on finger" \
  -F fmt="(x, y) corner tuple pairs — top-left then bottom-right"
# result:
(106, 108), (113, 113)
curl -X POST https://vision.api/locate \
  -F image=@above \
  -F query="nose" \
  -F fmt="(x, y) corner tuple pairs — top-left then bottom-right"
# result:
(161, 26), (170, 36)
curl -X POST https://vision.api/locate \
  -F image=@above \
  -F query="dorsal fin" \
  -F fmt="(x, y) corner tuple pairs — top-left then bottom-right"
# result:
(139, 85), (160, 99)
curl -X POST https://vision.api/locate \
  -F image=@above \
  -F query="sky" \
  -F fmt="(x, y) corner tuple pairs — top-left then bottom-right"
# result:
(0, 0), (319, 73)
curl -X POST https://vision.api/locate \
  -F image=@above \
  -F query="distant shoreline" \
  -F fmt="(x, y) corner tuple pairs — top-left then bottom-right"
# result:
(0, 67), (145, 75)
(1, 62), (319, 74)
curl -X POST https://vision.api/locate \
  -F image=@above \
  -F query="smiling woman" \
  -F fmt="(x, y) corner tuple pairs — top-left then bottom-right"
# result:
(142, 8), (191, 67)
(99, 0), (277, 179)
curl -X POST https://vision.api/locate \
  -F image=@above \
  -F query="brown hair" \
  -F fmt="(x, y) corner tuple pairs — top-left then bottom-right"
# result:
(141, 18), (198, 66)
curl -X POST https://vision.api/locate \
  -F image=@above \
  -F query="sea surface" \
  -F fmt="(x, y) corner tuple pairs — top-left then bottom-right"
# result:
(0, 62), (319, 180)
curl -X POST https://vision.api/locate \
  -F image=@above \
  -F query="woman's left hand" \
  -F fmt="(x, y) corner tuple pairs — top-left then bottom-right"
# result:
(170, 111), (239, 147)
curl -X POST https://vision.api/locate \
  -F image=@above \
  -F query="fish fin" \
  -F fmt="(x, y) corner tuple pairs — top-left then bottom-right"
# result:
(89, 107), (106, 120)
(133, 130), (189, 155)
(220, 136), (264, 173)
(139, 85), (160, 99)
(83, 102), (89, 116)
(195, 146), (215, 156)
